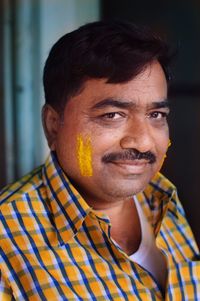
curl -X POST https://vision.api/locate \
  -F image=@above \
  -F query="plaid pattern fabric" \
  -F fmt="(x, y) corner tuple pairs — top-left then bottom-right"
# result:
(0, 152), (199, 300)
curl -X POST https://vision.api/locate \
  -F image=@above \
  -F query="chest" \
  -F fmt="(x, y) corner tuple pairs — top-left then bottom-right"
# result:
(1, 212), (199, 300)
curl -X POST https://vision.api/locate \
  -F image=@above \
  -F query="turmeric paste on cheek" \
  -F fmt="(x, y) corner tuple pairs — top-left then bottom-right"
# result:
(77, 134), (93, 177)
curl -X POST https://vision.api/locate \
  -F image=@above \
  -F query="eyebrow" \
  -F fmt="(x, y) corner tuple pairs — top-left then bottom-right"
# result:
(91, 98), (170, 110)
(91, 98), (136, 110)
(150, 99), (170, 109)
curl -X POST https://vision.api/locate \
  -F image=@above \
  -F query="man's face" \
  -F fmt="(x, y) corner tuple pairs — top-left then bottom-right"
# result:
(52, 61), (169, 207)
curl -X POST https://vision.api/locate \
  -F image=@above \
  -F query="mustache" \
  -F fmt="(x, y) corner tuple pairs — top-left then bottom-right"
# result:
(102, 149), (156, 164)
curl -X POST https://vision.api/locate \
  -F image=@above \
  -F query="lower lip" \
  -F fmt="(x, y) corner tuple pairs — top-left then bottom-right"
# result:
(110, 161), (149, 174)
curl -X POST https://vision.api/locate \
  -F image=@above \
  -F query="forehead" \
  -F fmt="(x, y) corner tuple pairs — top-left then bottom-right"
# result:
(66, 61), (167, 110)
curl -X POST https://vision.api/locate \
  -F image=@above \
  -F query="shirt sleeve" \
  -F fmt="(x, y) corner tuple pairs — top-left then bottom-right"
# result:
(0, 271), (15, 301)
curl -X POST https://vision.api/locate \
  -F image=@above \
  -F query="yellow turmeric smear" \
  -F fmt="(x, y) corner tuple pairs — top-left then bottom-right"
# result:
(159, 140), (171, 170)
(77, 134), (93, 176)
(159, 154), (167, 171)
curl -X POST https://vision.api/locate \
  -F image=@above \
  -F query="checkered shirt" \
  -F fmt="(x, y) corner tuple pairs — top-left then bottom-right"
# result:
(0, 152), (200, 300)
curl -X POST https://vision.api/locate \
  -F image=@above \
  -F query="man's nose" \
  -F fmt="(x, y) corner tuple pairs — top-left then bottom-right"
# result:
(120, 119), (153, 153)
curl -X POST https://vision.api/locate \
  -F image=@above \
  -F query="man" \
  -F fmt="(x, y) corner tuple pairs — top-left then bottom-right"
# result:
(0, 21), (199, 300)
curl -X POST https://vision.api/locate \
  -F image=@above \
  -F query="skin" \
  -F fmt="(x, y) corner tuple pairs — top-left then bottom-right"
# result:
(43, 60), (169, 254)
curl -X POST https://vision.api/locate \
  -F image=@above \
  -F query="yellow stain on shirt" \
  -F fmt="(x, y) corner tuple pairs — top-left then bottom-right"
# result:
(77, 134), (93, 176)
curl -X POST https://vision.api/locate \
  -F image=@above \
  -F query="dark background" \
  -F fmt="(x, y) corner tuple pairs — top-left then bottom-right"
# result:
(102, 0), (200, 247)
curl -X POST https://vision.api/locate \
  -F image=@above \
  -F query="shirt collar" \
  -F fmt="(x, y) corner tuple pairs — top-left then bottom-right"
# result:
(136, 172), (177, 235)
(151, 172), (178, 217)
(42, 152), (92, 245)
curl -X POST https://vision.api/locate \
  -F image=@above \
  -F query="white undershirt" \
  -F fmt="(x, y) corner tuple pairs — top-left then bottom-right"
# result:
(129, 196), (167, 290)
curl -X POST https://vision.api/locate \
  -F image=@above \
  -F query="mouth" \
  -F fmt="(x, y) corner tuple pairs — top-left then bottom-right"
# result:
(108, 160), (150, 175)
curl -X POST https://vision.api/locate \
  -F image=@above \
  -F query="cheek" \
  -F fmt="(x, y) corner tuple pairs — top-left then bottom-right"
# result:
(82, 131), (118, 171)
(55, 127), (78, 168)
(91, 130), (121, 150)
(155, 126), (169, 150)
(156, 135), (170, 170)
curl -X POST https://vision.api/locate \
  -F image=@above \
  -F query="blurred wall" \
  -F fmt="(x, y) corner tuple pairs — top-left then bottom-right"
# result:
(102, 0), (200, 246)
(0, 2), (7, 185)
(0, 0), (100, 186)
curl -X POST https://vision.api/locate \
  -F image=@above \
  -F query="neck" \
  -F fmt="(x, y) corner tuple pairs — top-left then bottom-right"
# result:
(93, 197), (142, 255)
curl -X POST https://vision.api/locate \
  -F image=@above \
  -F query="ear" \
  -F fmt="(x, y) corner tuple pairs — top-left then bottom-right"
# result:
(42, 104), (60, 150)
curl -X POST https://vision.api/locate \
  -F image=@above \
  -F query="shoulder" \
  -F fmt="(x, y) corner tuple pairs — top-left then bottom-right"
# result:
(0, 164), (58, 255)
(0, 165), (46, 212)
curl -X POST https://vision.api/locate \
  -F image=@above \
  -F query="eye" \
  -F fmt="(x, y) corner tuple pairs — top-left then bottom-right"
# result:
(101, 112), (125, 120)
(148, 111), (168, 120)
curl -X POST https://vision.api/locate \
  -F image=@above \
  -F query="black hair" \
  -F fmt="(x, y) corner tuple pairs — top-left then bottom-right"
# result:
(43, 20), (172, 111)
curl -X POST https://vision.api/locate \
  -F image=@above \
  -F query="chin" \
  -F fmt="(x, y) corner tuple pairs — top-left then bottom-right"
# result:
(100, 179), (150, 200)
(101, 176), (153, 198)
